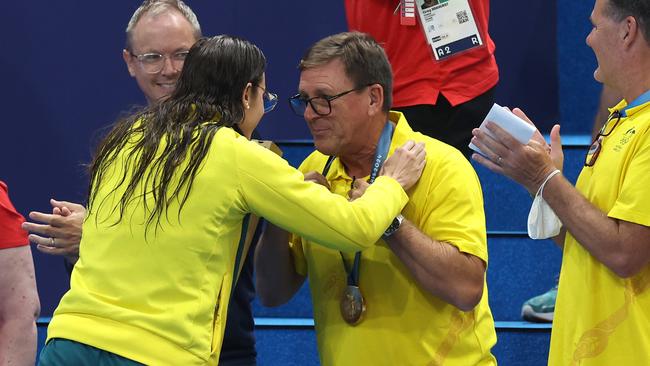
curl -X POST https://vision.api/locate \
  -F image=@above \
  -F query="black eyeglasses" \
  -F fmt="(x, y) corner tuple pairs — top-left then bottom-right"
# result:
(254, 85), (278, 113)
(288, 85), (370, 117)
(585, 110), (622, 167)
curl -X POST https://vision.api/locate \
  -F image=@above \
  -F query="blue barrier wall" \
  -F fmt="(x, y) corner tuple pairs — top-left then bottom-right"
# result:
(558, 1), (604, 132)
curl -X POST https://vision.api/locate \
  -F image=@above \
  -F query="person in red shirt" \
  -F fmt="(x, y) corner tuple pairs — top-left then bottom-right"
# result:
(345, 0), (498, 157)
(0, 181), (40, 365)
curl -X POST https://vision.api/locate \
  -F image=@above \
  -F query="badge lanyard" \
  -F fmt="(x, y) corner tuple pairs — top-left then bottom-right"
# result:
(321, 121), (394, 325)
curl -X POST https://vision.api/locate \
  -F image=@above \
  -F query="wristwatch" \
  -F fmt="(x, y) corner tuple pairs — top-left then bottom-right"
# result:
(383, 214), (404, 237)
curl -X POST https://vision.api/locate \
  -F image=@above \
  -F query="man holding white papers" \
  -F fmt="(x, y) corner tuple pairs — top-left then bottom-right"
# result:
(471, 0), (650, 364)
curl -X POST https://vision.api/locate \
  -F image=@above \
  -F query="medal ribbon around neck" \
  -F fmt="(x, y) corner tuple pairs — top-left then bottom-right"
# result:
(320, 121), (395, 324)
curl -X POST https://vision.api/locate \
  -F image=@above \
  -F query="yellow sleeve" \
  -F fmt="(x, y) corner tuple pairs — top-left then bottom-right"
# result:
(233, 137), (409, 253)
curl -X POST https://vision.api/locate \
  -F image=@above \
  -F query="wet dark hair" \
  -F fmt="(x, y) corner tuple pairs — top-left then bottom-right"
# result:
(87, 35), (266, 230)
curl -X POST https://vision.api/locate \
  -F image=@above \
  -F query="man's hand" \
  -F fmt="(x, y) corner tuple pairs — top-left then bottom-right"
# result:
(21, 199), (85, 264)
(512, 108), (564, 173)
(303, 171), (330, 189)
(348, 179), (370, 201)
(470, 108), (563, 194)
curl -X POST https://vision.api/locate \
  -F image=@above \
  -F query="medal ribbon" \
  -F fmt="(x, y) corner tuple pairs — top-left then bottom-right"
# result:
(321, 121), (395, 287)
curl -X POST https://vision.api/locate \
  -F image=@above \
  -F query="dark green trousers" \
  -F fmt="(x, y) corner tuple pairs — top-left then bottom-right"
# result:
(39, 338), (144, 366)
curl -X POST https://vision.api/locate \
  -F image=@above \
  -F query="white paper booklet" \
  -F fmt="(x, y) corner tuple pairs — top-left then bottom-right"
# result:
(469, 103), (537, 156)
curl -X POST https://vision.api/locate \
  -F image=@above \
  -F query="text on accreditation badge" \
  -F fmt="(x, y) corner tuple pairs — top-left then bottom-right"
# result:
(416, 0), (483, 60)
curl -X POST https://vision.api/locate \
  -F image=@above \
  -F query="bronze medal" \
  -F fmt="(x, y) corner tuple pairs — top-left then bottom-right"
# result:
(340, 285), (366, 325)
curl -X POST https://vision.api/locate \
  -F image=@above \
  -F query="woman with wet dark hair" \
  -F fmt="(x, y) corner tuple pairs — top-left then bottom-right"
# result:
(38, 35), (425, 365)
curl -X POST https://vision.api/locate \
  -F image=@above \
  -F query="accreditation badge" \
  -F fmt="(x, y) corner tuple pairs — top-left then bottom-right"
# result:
(416, 0), (483, 61)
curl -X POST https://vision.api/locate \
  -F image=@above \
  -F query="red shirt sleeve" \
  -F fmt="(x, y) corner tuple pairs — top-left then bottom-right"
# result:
(0, 181), (29, 249)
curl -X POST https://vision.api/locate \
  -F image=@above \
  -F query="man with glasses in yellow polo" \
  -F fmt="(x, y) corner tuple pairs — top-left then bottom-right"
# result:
(256, 32), (497, 365)
(471, 0), (650, 364)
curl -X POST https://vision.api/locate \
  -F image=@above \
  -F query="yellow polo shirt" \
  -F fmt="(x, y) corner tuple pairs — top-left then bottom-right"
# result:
(47, 126), (408, 365)
(290, 112), (497, 365)
(549, 100), (650, 365)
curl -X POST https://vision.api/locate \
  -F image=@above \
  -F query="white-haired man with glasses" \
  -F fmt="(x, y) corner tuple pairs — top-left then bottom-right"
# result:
(471, 0), (650, 363)
(122, 0), (200, 104)
(23, 0), (201, 270)
(22, 1), (272, 365)
(256, 32), (497, 365)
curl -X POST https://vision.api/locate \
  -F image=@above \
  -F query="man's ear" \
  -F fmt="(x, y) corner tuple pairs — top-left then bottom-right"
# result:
(621, 15), (639, 46)
(241, 82), (253, 110)
(368, 83), (385, 116)
(123, 49), (136, 77)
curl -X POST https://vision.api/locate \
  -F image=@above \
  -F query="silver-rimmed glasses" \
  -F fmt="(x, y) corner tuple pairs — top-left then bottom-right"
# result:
(129, 50), (190, 74)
